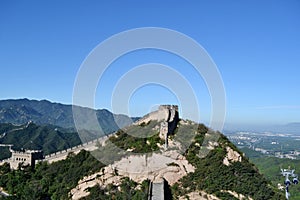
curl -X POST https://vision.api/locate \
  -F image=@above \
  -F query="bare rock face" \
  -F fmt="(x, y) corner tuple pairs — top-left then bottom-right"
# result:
(70, 151), (195, 200)
(70, 165), (124, 200)
(179, 191), (221, 200)
(223, 146), (242, 166)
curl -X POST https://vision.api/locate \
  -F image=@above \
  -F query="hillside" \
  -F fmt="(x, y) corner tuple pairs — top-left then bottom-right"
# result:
(0, 106), (285, 199)
(72, 117), (284, 199)
(224, 144), (300, 199)
(0, 150), (105, 199)
(0, 122), (81, 160)
(250, 157), (300, 199)
(0, 99), (135, 133)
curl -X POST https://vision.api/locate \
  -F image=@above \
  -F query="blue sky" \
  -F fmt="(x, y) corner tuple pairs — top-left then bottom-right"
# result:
(0, 0), (300, 127)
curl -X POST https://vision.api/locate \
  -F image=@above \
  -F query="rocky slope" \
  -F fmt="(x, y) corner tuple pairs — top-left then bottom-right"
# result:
(68, 115), (284, 199)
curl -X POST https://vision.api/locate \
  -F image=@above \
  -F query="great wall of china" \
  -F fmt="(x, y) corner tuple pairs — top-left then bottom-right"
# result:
(43, 135), (109, 163)
(0, 135), (110, 168)
(0, 105), (180, 199)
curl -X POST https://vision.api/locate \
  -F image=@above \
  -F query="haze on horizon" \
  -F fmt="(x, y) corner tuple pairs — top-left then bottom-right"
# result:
(0, 1), (299, 128)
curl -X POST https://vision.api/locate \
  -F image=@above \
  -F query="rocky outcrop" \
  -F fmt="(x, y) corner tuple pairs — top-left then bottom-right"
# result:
(179, 191), (220, 200)
(70, 150), (194, 199)
(223, 146), (242, 166)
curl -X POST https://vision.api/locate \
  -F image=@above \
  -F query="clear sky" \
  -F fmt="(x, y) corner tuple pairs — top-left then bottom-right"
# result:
(0, 0), (299, 127)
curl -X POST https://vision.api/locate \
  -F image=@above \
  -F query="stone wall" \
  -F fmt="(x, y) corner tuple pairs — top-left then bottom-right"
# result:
(43, 136), (109, 163)
(0, 136), (110, 169)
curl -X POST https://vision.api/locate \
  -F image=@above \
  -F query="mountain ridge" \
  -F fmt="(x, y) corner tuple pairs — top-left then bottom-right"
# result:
(0, 98), (136, 134)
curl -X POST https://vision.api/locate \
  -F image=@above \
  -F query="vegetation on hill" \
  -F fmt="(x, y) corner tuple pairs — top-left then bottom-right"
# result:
(90, 120), (164, 165)
(239, 147), (265, 159)
(0, 150), (149, 200)
(238, 147), (300, 198)
(109, 120), (164, 153)
(250, 157), (300, 199)
(92, 122), (285, 199)
(0, 123), (81, 160)
(0, 150), (104, 199)
(81, 178), (149, 200)
(171, 123), (285, 199)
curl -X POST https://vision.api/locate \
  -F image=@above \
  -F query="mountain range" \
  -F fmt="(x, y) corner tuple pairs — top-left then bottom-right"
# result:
(0, 98), (135, 134)
(0, 99), (139, 160)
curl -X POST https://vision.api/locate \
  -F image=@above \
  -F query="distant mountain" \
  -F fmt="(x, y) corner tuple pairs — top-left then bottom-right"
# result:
(0, 98), (135, 134)
(0, 122), (81, 160)
(281, 122), (300, 134)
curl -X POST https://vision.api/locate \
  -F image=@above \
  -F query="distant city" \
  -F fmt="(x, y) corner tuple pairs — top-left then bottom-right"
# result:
(226, 131), (300, 160)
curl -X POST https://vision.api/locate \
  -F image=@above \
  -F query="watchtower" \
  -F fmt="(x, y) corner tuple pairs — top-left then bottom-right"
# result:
(158, 105), (179, 148)
(134, 105), (179, 149)
(10, 149), (44, 169)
